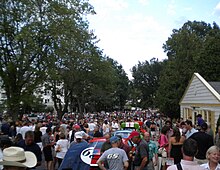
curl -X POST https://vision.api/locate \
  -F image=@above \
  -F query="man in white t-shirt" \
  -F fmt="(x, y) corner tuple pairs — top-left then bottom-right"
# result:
(20, 122), (32, 139)
(40, 124), (47, 136)
(111, 120), (119, 132)
(88, 121), (96, 136)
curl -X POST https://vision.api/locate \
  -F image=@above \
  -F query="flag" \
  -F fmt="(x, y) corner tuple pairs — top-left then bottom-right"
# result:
(59, 141), (92, 170)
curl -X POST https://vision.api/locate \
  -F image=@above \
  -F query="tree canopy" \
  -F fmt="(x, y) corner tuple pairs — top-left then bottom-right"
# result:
(1, 1), (220, 122)
(0, 0), (129, 120)
(132, 21), (220, 118)
(156, 21), (220, 118)
(131, 58), (164, 109)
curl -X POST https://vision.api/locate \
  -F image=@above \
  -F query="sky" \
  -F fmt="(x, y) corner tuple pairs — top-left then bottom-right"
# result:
(87, 0), (220, 79)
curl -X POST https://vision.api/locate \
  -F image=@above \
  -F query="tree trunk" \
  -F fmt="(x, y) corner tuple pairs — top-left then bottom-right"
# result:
(76, 98), (82, 114)
(8, 105), (20, 121)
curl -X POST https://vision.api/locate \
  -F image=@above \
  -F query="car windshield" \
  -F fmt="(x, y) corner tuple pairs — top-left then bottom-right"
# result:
(90, 141), (104, 149)
(115, 132), (130, 138)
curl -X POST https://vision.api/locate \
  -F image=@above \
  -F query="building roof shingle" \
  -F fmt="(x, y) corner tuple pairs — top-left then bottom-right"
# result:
(208, 82), (220, 94)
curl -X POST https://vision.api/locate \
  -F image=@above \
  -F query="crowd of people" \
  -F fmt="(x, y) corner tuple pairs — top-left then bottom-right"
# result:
(0, 111), (219, 170)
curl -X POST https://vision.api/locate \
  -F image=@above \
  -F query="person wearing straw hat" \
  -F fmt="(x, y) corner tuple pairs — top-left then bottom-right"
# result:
(17, 131), (42, 167)
(0, 146), (37, 170)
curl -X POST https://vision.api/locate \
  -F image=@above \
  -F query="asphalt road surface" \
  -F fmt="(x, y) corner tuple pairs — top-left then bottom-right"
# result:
(35, 153), (59, 170)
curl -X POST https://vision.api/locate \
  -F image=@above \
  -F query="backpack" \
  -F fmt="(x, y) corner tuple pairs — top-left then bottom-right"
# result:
(176, 163), (183, 170)
(70, 130), (76, 143)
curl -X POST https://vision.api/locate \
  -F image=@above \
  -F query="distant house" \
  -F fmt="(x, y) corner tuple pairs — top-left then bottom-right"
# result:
(180, 73), (220, 132)
(0, 79), (65, 112)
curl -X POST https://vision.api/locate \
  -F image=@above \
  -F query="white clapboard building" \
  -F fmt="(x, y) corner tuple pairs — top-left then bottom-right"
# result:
(180, 73), (220, 131)
(0, 79), (64, 111)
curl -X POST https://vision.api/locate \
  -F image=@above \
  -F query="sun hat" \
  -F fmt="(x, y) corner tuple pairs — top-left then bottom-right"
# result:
(110, 136), (120, 144)
(75, 131), (83, 139)
(0, 147), (37, 168)
(128, 131), (140, 139)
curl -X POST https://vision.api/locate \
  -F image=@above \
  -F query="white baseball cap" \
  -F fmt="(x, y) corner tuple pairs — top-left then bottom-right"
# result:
(75, 131), (83, 139)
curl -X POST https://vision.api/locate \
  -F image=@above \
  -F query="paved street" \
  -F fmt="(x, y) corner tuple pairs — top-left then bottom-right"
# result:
(35, 154), (59, 170)
(36, 153), (46, 170)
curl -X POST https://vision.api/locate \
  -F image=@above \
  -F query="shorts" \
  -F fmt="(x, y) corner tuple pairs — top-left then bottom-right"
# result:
(158, 157), (166, 166)
(43, 146), (53, 161)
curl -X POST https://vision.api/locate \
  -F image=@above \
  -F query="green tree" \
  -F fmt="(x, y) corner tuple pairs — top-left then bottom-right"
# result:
(49, 45), (119, 119)
(155, 60), (181, 117)
(132, 58), (164, 109)
(0, 0), (95, 120)
(196, 22), (220, 81)
(46, 24), (101, 118)
(106, 58), (130, 111)
(156, 21), (213, 118)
